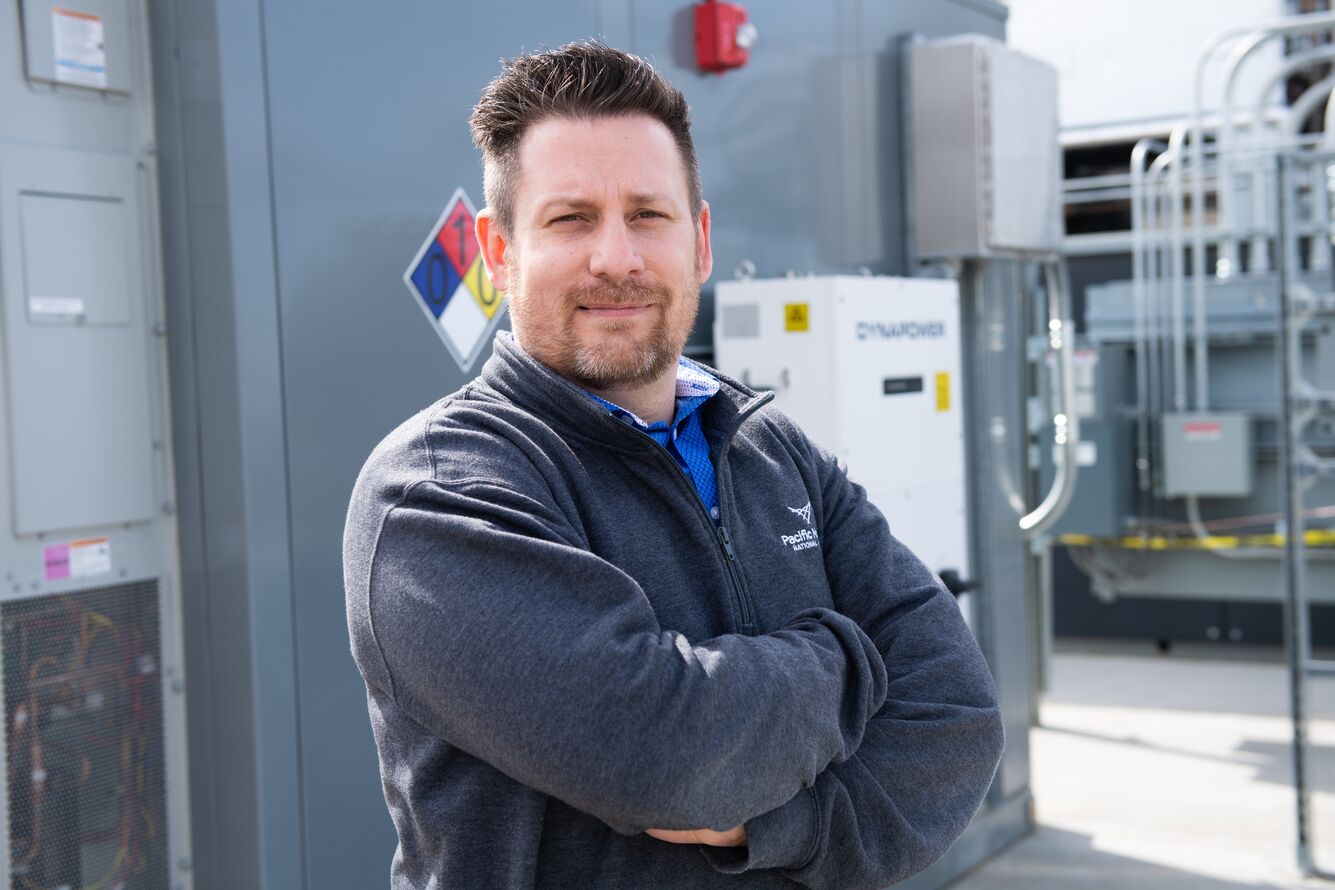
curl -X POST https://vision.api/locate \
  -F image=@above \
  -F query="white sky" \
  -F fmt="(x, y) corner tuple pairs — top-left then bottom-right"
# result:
(1006, 0), (1290, 133)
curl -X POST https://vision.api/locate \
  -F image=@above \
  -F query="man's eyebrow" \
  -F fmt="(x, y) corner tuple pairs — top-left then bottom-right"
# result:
(536, 197), (599, 216)
(534, 193), (677, 216)
(625, 192), (674, 206)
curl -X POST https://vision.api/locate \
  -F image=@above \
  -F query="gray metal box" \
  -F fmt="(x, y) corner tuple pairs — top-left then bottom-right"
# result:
(20, 0), (133, 94)
(1161, 413), (1252, 498)
(909, 36), (1062, 258)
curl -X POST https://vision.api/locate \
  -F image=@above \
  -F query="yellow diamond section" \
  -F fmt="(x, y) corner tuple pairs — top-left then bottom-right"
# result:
(464, 255), (504, 319)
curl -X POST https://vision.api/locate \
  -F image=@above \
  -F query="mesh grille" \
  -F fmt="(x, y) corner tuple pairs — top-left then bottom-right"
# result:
(3, 580), (168, 890)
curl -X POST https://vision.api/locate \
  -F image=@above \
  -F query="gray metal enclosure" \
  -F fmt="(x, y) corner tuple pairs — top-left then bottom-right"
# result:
(146, 1), (1031, 887)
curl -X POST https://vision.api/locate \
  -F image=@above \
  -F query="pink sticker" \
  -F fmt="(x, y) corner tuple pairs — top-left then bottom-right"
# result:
(43, 544), (70, 581)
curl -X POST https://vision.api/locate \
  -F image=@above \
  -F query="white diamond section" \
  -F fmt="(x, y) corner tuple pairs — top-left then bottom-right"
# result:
(439, 279), (488, 362)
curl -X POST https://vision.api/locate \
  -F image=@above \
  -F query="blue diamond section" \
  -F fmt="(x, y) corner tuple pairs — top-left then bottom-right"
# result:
(408, 239), (461, 319)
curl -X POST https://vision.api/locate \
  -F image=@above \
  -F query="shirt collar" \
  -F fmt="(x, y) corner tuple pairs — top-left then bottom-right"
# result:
(481, 333), (770, 453)
(584, 357), (720, 430)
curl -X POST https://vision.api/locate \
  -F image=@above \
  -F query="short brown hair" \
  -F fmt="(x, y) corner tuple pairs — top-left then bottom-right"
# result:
(470, 40), (702, 236)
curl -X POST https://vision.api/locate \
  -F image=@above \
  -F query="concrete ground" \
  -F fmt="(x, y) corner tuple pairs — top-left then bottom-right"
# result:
(952, 647), (1335, 889)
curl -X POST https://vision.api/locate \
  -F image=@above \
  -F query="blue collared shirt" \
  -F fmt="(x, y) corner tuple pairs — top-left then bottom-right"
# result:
(584, 359), (722, 521)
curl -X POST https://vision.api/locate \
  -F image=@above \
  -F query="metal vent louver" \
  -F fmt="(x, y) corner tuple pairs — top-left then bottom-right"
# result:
(2, 580), (167, 890)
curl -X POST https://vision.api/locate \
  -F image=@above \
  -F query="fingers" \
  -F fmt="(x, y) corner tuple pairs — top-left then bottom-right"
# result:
(644, 826), (746, 847)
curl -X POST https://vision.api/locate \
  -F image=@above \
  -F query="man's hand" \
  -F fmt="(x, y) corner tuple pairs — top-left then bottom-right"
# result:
(644, 825), (746, 847)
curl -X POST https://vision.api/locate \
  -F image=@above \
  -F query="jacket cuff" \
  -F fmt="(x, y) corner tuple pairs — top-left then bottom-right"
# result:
(700, 786), (820, 874)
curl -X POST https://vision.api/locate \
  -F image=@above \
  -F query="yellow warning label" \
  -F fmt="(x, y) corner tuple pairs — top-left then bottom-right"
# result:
(784, 303), (809, 332)
(935, 372), (950, 412)
(464, 255), (504, 319)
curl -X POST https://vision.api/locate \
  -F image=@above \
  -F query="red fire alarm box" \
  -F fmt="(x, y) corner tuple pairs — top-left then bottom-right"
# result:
(695, 1), (755, 73)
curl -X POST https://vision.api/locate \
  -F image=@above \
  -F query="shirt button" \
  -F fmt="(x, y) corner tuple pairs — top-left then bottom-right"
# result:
(710, 507), (720, 520)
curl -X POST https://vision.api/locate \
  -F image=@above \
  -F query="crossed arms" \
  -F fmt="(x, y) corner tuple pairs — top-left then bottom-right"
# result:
(349, 427), (1003, 890)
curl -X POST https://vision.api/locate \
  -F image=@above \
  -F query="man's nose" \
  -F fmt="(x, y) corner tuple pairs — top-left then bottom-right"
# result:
(587, 219), (645, 281)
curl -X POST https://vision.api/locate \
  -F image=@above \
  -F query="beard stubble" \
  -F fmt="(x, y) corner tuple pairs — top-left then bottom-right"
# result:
(518, 277), (699, 391)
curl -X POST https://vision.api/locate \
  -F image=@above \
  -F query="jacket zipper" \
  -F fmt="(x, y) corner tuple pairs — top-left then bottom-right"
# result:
(715, 522), (750, 628)
(603, 392), (773, 634)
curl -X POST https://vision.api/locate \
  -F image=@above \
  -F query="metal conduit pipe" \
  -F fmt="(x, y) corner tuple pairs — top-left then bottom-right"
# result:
(973, 262), (1029, 520)
(1308, 96), (1335, 271)
(1150, 149), (1182, 505)
(1288, 76), (1335, 140)
(1179, 78), (1335, 557)
(1141, 159), (1167, 494)
(1148, 153), (1182, 508)
(1217, 31), (1273, 277)
(1289, 78), (1335, 270)
(1324, 80), (1335, 141)
(1020, 261), (1080, 537)
(1191, 12), (1335, 415)
(1321, 90), (1335, 264)
(1205, 13), (1335, 271)
(1145, 157), (1163, 428)
(1165, 124), (1190, 413)
(1150, 150), (1176, 427)
(1147, 157), (1166, 475)
(1151, 152), (1179, 424)
(1313, 97), (1335, 267)
(1247, 47), (1335, 276)
(1132, 139), (1169, 494)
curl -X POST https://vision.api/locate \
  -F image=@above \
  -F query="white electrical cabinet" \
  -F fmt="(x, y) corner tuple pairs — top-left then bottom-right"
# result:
(714, 276), (969, 581)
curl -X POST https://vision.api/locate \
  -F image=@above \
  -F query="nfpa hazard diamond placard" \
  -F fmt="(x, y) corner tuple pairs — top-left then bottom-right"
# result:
(403, 188), (507, 371)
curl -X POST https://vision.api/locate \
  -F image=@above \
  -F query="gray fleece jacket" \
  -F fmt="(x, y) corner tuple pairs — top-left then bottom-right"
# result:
(343, 332), (1004, 889)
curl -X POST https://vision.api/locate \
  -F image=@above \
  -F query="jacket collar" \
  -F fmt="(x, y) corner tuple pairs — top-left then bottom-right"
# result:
(478, 332), (772, 451)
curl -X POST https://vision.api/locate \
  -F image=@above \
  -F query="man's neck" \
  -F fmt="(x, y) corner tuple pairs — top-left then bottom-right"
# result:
(584, 365), (679, 426)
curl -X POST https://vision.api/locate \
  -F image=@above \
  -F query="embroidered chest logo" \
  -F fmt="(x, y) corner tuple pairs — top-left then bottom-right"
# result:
(788, 502), (813, 524)
(781, 501), (820, 553)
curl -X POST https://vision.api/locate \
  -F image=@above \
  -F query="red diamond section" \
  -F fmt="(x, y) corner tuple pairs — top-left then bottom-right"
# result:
(436, 200), (478, 278)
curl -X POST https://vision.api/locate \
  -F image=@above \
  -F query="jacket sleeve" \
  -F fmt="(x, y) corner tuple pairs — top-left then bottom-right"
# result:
(702, 440), (1005, 889)
(344, 457), (890, 837)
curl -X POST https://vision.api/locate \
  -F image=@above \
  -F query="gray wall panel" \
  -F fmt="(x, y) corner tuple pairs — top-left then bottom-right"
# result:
(634, 0), (839, 290)
(212, 2), (306, 887)
(151, 0), (301, 886)
(259, 4), (602, 886)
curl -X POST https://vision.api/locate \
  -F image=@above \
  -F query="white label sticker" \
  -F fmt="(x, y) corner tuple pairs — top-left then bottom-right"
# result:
(1053, 441), (1098, 467)
(52, 7), (108, 89)
(28, 295), (85, 318)
(69, 537), (112, 578)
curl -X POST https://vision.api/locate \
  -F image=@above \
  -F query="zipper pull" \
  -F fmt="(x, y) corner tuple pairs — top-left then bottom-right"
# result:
(718, 524), (737, 560)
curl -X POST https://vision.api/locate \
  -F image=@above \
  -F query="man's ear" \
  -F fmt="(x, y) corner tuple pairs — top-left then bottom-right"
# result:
(476, 209), (511, 292)
(695, 200), (713, 285)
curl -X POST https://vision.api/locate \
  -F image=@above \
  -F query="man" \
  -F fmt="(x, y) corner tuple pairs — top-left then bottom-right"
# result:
(344, 41), (1003, 889)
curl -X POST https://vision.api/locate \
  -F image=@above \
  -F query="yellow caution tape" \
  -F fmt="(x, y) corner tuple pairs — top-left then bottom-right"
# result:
(1058, 529), (1335, 550)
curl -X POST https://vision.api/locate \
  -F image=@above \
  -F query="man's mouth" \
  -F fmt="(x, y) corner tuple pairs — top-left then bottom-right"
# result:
(577, 304), (652, 317)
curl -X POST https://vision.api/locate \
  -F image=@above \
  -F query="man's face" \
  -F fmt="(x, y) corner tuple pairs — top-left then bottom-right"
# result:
(477, 114), (712, 390)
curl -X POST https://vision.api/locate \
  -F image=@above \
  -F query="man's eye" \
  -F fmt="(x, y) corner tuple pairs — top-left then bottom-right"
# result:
(552, 214), (582, 224)
(635, 210), (666, 220)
